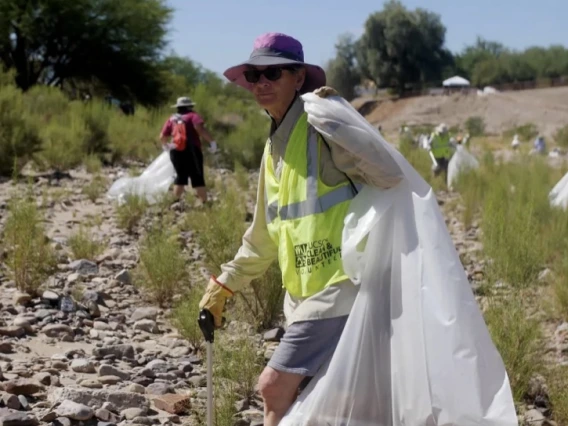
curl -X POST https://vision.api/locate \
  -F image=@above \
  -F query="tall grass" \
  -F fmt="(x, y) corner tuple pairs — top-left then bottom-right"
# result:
(0, 71), (269, 177)
(133, 223), (189, 306)
(454, 156), (567, 288)
(184, 182), (284, 329)
(2, 197), (57, 295)
(452, 153), (568, 412)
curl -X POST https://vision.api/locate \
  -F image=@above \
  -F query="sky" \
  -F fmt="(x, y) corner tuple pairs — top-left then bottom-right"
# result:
(164, 0), (567, 77)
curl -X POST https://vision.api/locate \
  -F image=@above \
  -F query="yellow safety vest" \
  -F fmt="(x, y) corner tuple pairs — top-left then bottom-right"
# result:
(263, 112), (358, 299)
(431, 132), (453, 159)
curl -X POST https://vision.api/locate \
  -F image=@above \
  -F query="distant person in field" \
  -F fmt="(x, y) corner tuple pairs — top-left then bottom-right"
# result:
(428, 123), (454, 178)
(159, 96), (218, 202)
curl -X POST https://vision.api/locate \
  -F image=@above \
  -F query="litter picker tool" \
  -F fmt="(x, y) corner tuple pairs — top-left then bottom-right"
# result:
(198, 309), (215, 426)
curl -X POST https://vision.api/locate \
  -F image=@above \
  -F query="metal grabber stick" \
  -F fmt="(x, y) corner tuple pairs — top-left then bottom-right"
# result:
(198, 309), (215, 426)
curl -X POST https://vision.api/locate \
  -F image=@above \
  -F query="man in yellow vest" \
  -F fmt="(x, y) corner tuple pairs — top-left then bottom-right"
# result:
(428, 123), (454, 178)
(199, 32), (403, 426)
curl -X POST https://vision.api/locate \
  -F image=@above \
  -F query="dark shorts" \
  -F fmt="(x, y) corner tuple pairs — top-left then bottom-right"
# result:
(433, 157), (449, 176)
(267, 315), (348, 380)
(169, 145), (205, 187)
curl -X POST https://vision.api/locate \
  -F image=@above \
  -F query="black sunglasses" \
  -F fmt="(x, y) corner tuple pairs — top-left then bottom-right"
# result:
(243, 66), (295, 83)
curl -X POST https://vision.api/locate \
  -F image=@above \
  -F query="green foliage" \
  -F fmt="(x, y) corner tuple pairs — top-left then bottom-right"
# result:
(184, 182), (248, 275)
(553, 125), (568, 148)
(455, 157), (564, 287)
(465, 116), (486, 137)
(171, 290), (203, 350)
(0, 0), (172, 105)
(134, 223), (188, 307)
(357, 0), (452, 94)
(454, 37), (568, 87)
(326, 33), (361, 101)
(67, 226), (105, 260)
(115, 194), (149, 234)
(2, 197), (57, 295)
(0, 85), (43, 176)
(484, 295), (543, 402)
(502, 123), (539, 142)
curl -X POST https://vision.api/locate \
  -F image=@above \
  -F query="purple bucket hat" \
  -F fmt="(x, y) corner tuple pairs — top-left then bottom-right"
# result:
(223, 32), (326, 94)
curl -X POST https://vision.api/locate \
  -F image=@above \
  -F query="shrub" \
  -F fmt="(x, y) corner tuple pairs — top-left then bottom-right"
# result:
(115, 193), (149, 234)
(133, 223), (188, 306)
(484, 295), (543, 402)
(184, 182), (247, 274)
(214, 334), (263, 400)
(503, 123), (539, 142)
(82, 175), (108, 203)
(171, 290), (203, 350)
(465, 116), (486, 137)
(553, 124), (568, 149)
(67, 226), (105, 260)
(2, 197), (57, 295)
(0, 86), (43, 176)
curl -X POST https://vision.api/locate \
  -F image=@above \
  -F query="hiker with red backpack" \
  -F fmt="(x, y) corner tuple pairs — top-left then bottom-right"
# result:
(159, 96), (218, 203)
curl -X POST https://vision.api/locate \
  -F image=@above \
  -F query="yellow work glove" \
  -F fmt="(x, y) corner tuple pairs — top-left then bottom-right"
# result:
(199, 277), (234, 328)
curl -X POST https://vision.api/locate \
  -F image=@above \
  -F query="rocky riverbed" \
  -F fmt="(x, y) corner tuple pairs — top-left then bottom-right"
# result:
(0, 165), (566, 426)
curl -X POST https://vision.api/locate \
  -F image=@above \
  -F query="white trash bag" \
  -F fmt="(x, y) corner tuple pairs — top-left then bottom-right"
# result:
(280, 93), (517, 426)
(447, 144), (480, 189)
(549, 171), (568, 210)
(106, 150), (175, 205)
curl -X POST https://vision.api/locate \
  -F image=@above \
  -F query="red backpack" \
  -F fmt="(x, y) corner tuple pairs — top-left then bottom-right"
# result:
(171, 114), (187, 151)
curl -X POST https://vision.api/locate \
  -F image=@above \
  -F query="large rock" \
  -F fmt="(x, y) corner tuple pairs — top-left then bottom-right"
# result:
(92, 344), (135, 360)
(0, 327), (25, 338)
(48, 388), (148, 412)
(55, 400), (94, 421)
(152, 394), (191, 415)
(42, 324), (74, 339)
(69, 260), (98, 275)
(70, 359), (96, 374)
(131, 307), (158, 322)
(133, 320), (159, 334)
(98, 365), (130, 380)
(1, 379), (44, 396)
(0, 409), (39, 426)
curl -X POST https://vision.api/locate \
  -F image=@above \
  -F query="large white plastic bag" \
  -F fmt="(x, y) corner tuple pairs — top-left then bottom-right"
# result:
(106, 150), (175, 205)
(447, 145), (480, 188)
(549, 171), (568, 210)
(280, 93), (517, 426)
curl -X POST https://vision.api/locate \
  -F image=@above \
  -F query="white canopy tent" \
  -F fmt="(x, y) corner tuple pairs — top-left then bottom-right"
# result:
(443, 76), (471, 87)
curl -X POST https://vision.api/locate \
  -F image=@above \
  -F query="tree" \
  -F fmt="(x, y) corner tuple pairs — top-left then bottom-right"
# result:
(0, 0), (172, 106)
(326, 33), (361, 101)
(356, 0), (450, 95)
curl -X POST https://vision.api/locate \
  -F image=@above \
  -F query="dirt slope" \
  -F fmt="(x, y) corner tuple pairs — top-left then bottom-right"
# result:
(360, 87), (568, 137)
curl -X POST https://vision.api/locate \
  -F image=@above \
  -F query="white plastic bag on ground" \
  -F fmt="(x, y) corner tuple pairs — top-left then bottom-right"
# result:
(279, 93), (517, 426)
(447, 144), (480, 189)
(549, 171), (568, 210)
(106, 150), (175, 205)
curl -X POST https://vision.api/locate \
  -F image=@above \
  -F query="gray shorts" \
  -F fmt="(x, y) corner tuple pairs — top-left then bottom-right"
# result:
(267, 315), (348, 377)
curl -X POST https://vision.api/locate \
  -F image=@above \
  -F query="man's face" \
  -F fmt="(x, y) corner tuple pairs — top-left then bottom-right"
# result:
(245, 66), (306, 113)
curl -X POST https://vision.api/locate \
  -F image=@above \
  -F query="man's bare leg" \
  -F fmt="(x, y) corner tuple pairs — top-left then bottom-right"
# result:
(194, 186), (207, 203)
(258, 366), (304, 426)
(173, 185), (184, 199)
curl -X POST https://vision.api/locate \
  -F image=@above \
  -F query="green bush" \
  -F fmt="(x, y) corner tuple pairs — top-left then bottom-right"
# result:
(484, 294), (543, 401)
(465, 116), (486, 137)
(553, 124), (568, 148)
(134, 223), (188, 306)
(503, 123), (539, 142)
(0, 86), (43, 176)
(2, 197), (57, 295)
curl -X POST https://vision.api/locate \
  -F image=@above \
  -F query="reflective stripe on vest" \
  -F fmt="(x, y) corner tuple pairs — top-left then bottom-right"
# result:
(263, 113), (357, 298)
(431, 132), (452, 159)
(265, 126), (356, 223)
